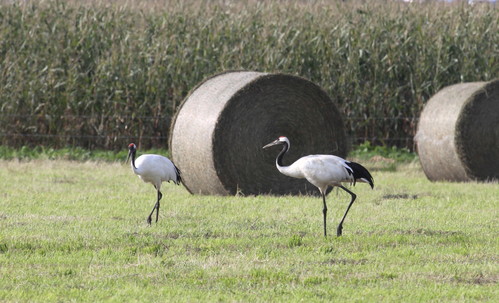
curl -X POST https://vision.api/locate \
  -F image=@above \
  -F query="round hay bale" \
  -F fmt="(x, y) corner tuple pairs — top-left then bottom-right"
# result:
(415, 79), (499, 182)
(169, 71), (347, 195)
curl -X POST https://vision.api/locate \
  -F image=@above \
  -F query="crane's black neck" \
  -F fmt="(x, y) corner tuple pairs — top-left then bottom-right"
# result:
(130, 150), (137, 170)
(276, 142), (289, 167)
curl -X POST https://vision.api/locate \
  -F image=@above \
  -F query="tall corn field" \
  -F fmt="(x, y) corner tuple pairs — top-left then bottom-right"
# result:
(0, 0), (498, 150)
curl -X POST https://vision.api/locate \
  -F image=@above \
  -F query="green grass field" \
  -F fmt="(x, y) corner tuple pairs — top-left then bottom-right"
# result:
(0, 157), (497, 302)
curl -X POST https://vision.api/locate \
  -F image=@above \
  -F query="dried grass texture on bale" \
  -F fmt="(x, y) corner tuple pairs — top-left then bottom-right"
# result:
(170, 71), (347, 195)
(415, 79), (499, 182)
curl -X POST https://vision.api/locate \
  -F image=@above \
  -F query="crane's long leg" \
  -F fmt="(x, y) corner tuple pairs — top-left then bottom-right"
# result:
(322, 192), (328, 237)
(156, 190), (162, 223)
(147, 189), (162, 225)
(337, 186), (357, 237)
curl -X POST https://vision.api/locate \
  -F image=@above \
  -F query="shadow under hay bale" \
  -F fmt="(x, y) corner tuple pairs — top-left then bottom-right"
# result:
(415, 79), (499, 182)
(169, 71), (347, 195)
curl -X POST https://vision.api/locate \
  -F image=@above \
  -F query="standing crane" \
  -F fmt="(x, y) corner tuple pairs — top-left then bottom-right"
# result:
(263, 136), (374, 237)
(126, 143), (182, 225)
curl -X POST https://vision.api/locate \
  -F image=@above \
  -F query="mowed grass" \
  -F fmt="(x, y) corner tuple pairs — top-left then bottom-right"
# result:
(0, 159), (497, 302)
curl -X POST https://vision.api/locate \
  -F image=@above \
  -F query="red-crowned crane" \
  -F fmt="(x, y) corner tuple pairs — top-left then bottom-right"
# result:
(126, 143), (182, 225)
(263, 136), (374, 237)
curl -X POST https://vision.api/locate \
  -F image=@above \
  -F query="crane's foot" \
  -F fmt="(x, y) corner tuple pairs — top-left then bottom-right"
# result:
(147, 216), (152, 225)
(336, 225), (343, 237)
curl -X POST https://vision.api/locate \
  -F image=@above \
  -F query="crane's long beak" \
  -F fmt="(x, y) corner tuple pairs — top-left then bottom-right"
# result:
(263, 139), (281, 149)
(126, 150), (131, 164)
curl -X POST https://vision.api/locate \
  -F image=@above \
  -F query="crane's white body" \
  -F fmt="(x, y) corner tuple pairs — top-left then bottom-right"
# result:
(277, 154), (358, 193)
(132, 154), (180, 190)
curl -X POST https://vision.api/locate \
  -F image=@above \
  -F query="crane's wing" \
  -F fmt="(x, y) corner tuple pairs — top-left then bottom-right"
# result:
(292, 155), (354, 187)
(135, 154), (181, 185)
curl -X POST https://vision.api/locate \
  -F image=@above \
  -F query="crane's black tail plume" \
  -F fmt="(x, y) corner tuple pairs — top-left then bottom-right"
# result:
(173, 165), (182, 185)
(346, 161), (374, 189)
